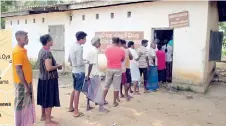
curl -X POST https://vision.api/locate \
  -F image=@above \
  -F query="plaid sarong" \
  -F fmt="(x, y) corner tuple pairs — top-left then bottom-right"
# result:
(15, 83), (36, 126)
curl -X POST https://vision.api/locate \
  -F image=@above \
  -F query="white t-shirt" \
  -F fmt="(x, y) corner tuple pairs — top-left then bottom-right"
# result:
(166, 45), (173, 62)
(129, 48), (139, 66)
(148, 48), (157, 66)
(86, 46), (100, 76)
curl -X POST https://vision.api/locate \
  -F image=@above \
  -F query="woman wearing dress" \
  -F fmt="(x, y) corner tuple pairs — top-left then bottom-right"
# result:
(37, 34), (62, 126)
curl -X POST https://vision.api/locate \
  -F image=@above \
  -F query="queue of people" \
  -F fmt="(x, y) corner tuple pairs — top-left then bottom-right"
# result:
(12, 30), (173, 126)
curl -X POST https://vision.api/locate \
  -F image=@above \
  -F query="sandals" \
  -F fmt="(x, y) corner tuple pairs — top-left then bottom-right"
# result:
(73, 112), (84, 118)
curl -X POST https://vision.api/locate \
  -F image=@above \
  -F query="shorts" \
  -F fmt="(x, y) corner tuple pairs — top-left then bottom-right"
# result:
(121, 72), (127, 84)
(126, 68), (132, 84)
(104, 69), (121, 91)
(139, 68), (148, 81)
(72, 72), (85, 91)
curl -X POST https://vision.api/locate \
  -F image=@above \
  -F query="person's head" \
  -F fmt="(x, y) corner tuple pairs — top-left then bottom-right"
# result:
(141, 39), (148, 47)
(157, 44), (162, 50)
(15, 30), (29, 46)
(91, 37), (101, 48)
(120, 39), (126, 48)
(128, 41), (135, 49)
(164, 39), (168, 44)
(112, 37), (120, 46)
(151, 42), (156, 49)
(40, 34), (53, 47)
(75, 31), (87, 44)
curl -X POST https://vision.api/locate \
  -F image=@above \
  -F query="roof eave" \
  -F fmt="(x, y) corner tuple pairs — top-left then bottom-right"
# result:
(1, 11), (30, 18)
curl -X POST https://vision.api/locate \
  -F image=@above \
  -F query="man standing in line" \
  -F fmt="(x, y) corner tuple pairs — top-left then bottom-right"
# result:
(137, 40), (149, 93)
(119, 39), (133, 101)
(68, 31), (87, 117)
(86, 37), (109, 112)
(147, 42), (159, 91)
(103, 37), (125, 107)
(13, 31), (36, 126)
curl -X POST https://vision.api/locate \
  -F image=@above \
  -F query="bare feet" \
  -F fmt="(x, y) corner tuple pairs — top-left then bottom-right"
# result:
(86, 106), (94, 111)
(45, 120), (59, 126)
(104, 101), (108, 105)
(134, 92), (141, 95)
(116, 97), (120, 102)
(68, 108), (74, 112)
(144, 90), (150, 93)
(113, 102), (119, 107)
(99, 106), (109, 113)
(41, 116), (53, 121)
(126, 95), (133, 101)
(120, 94), (125, 98)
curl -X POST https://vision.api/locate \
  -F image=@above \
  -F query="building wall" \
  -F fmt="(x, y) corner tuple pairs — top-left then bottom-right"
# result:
(203, 2), (219, 87)
(5, 1), (213, 87)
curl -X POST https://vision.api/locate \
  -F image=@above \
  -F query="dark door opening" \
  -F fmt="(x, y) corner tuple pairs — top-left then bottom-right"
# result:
(153, 29), (174, 83)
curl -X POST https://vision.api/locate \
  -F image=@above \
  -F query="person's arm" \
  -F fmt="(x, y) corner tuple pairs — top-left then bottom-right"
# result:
(68, 55), (72, 66)
(16, 66), (29, 88)
(121, 50), (125, 62)
(145, 51), (149, 67)
(135, 49), (141, 61)
(14, 52), (29, 93)
(86, 52), (96, 78)
(44, 53), (62, 72)
(128, 50), (133, 60)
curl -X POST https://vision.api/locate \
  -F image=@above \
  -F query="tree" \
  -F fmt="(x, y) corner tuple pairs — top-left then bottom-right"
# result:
(1, 0), (67, 29)
(1, 0), (16, 29)
(219, 22), (226, 48)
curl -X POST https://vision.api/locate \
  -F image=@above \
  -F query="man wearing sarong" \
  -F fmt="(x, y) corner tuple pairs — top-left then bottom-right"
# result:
(86, 37), (109, 112)
(103, 37), (125, 107)
(147, 42), (159, 91)
(68, 31), (87, 117)
(13, 31), (36, 126)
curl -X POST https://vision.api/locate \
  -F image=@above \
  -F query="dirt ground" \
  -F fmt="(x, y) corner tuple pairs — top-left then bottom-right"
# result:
(33, 63), (226, 126)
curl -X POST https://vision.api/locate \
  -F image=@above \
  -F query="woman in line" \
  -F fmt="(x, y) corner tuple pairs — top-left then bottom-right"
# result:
(128, 41), (141, 95)
(37, 34), (62, 126)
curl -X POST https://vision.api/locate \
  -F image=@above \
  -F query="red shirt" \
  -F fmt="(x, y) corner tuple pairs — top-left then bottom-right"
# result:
(105, 45), (125, 69)
(156, 50), (166, 70)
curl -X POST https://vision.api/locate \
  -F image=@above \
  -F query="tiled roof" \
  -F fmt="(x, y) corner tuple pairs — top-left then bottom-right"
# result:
(2, 0), (96, 14)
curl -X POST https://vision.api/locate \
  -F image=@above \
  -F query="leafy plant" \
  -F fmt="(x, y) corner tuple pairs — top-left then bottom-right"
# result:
(29, 58), (39, 70)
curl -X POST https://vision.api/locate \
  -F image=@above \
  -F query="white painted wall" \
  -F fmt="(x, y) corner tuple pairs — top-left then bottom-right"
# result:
(5, 1), (215, 87)
(203, 2), (218, 85)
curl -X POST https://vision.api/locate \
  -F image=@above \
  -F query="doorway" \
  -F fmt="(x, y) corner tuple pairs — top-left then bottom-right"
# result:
(152, 28), (174, 83)
(48, 25), (65, 69)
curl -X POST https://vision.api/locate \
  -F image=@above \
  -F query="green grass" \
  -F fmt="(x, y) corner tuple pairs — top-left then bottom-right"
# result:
(29, 58), (39, 70)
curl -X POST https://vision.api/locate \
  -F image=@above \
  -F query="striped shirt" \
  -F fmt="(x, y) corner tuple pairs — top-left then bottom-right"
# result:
(38, 48), (58, 80)
(137, 46), (149, 68)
